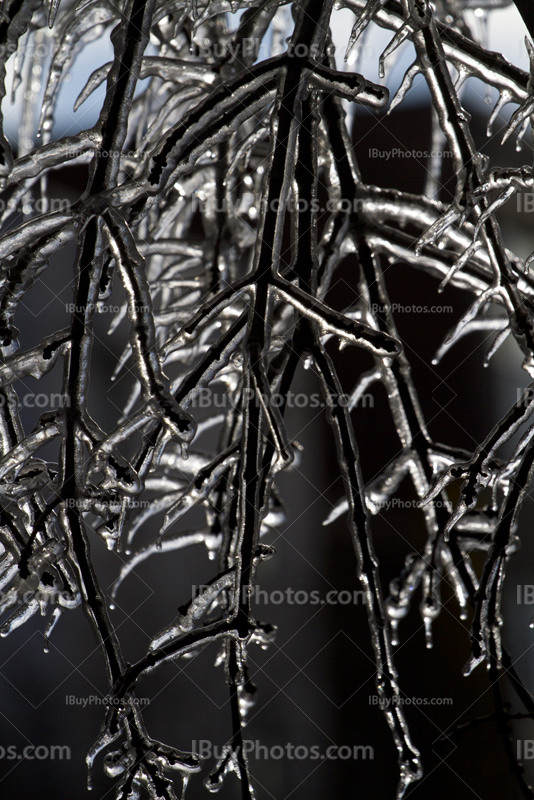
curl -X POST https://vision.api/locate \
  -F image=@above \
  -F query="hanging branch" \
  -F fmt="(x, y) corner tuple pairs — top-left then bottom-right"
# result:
(3, 0), (534, 796)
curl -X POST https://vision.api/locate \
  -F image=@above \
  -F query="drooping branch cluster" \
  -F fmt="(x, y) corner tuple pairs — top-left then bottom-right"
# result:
(2, 0), (534, 796)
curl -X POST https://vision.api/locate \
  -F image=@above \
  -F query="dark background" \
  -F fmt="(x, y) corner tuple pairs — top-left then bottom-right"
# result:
(1, 95), (534, 800)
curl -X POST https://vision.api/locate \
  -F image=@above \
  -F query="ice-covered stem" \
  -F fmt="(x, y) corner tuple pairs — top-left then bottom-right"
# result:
(107, 5), (395, 792)
(98, 55), (386, 218)
(258, 87), (321, 499)
(409, 0), (534, 372)
(0, 0), (43, 178)
(7, 0), (534, 796)
(89, 0), (158, 192)
(356, 186), (531, 297)
(304, 91), (422, 761)
(343, 0), (529, 106)
(441, 533), (534, 799)
(404, 2), (480, 207)
(424, 382), (534, 535)
(118, 56), (283, 220)
(223, 5), (336, 792)
(61, 0), (156, 660)
(313, 343), (422, 798)
(224, 345), (266, 800)
(58, 0), (160, 773)
(426, 107), (446, 199)
(354, 238), (459, 643)
(322, 90), (468, 639)
(467, 441), (534, 674)
(60, 217), (127, 683)
(103, 208), (196, 440)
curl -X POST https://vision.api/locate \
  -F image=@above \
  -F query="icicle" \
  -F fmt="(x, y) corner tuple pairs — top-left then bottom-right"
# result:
(426, 104), (449, 199)
(438, 242), (482, 292)
(423, 615), (433, 649)
(149, 573), (233, 650)
(110, 342), (133, 381)
(515, 117), (529, 151)
(387, 62), (421, 114)
(453, 65), (469, 94)
(440, 545), (469, 617)
(38, 6), (115, 138)
(43, 607), (62, 652)
(345, 0), (386, 61)
(323, 498), (349, 525)
(463, 653), (485, 676)
(118, 381), (142, 422)
(378, 21), (413, 79)
(483, 326), (511, 366)
(414, 206), (461, 255)
(472, 186), (517, 242)
(107, 303), (129, 336)
(486, 90), (512, 137)
(439, 288), (494, 352)
(0, 422), (62, 481)
(48, 0), (62, 28)
(432, 317), (508, 365)
(11, 28), (30, 103)
(204, 745), (241, 793)
(390, 618), (399, 646)
(0, 597), (40, 636)
(112, 530), (219, 597)
(348, 368), (381, 410)
(74, 62), (112, 111)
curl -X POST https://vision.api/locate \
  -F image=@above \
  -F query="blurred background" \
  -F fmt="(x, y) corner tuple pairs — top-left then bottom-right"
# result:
(1, 4), (534, 799)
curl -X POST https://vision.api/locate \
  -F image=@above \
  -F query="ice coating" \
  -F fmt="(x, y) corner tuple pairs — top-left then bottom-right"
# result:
(3, 0), (534, 796)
